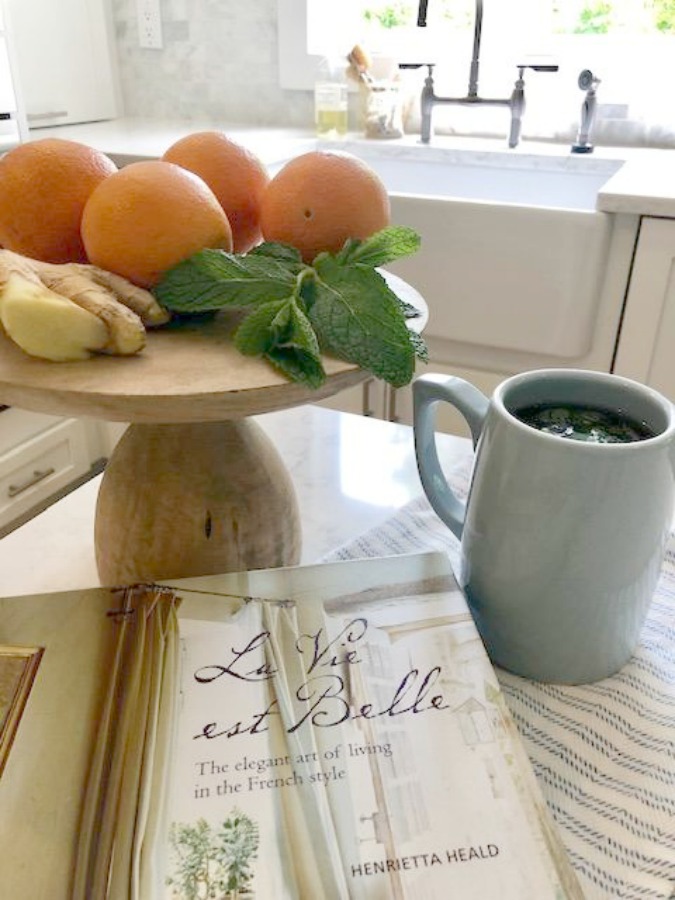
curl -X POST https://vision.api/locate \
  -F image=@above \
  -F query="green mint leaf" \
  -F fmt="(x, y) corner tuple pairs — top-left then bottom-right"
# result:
(277, 296), (321, 359)
(233, 295), (326, 389)
(409, 329), (429, 362)
(265, 346), (326, 389)
(331, 226), (421, 268)
(310, 256), (421, 388)
(396, 297), (422, 320)
(233, 298), (289, 355)
(247, 241), (304, 269)
(153, 248), (298, 313)
(333, 238), (362, 265)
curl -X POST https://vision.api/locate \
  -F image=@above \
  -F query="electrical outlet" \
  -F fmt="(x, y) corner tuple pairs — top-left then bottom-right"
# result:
(137, 0), (163, 50)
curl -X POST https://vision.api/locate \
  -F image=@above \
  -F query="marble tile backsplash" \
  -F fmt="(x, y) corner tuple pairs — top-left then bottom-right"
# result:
(111, 0), (313, 127)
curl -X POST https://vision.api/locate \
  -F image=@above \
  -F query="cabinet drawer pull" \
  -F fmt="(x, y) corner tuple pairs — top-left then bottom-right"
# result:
(27, 111), (69, 121)
(8, 467), (56, 497)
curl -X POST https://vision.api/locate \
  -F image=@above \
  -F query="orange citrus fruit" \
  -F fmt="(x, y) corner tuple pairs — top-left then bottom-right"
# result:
(80, 159), (233, 288)
(163, 131), (270, 253)
(0, 138), (117, 264)
(259, 150), (390, 263)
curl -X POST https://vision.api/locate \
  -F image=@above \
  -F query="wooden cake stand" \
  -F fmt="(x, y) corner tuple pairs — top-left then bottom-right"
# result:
(0, 273), (426, 585)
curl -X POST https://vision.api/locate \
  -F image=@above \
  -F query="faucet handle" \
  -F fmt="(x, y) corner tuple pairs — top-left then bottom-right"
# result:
(517, 62), (560, 73)
(399, 62), (435, 83)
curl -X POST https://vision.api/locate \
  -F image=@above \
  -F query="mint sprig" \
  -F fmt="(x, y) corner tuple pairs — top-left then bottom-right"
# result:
(154, 226), (426, 388)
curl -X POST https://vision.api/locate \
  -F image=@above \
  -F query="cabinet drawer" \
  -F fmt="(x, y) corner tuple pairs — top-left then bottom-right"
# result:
(0, 407), (65, 456)
(0, 418), (92, 529)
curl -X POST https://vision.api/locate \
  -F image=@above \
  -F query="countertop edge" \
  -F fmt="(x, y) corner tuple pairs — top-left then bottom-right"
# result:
(22, 117), (675, 219)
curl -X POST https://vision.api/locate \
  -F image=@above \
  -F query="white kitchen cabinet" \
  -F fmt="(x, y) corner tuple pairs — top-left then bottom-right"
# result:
(318, 207), (639, 434)
(0, 408), (106, 533)
(0, 3), (27, 147)
(388, 362), (506, 436)
(3, 0), (120, 129)
(613, 217), (675, 403)
(318, 363), (506, 435)
(317, 379), (388, 419)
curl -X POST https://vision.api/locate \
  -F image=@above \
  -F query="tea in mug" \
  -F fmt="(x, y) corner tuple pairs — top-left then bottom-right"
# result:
(513, 402), (655, 444)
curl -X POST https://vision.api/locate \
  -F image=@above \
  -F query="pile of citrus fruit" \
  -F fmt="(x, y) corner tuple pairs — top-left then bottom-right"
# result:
(0, 132), (391, 289)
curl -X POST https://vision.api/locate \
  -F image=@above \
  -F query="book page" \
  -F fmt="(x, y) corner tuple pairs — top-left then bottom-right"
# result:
(164, 553), (580, 899)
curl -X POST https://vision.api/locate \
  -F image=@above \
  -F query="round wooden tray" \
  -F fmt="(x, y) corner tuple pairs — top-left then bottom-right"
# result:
(0, 272), (426, 424)
(0, 271), (427, 584)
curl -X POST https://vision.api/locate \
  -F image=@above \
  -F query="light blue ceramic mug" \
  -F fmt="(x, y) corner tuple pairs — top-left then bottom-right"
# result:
(413, 369), (675, 683)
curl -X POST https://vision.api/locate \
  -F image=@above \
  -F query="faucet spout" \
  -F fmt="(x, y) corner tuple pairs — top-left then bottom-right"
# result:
(467, 0), (483, 98)
(508, 68), (526, 149)
(417, 0), (429, 27)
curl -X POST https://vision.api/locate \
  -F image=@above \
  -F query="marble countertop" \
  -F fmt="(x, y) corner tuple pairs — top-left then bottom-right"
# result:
(597, 153), (675, 215)
(28, 118), (317, 168)
(0, 404), (471, 599)
(27, 117), (675, 218)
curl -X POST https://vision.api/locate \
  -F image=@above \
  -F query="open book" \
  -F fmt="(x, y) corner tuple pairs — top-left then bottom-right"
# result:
(0, 552), (584, 899)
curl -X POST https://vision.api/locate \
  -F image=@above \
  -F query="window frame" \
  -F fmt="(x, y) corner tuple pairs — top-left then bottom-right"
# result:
(277, 0), (321, 90)
(277, 0), (675, 146)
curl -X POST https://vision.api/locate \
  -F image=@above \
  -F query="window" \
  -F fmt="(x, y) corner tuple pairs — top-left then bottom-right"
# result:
(278, 0), (675, 147)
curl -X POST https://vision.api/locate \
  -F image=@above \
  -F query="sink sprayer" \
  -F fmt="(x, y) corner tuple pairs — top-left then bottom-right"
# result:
(572, 69), (601, 154)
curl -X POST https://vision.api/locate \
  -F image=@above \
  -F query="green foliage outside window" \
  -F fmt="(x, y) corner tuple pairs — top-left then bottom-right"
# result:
(361, 1), (675, 34)
(361, 1), (472, 29)
(654, 0), (675, 32)
(573, 1), (613, 33)
(563, 0), (675, 34)
(363, 2), (414, 28)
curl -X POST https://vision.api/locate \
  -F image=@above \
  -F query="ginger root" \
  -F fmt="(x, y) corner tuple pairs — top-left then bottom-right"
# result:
(0, 250), (170, 360)
(0, 273), (109, 362)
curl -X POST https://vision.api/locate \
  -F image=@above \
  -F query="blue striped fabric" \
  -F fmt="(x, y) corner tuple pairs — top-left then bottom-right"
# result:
(323, 469), (675, 900)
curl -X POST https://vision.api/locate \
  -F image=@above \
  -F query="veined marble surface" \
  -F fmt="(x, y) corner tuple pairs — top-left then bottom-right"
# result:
(0, 405), (471, 599)
(28, 118), (317, 167)
(597, 153), (675, 215)
(29, 117), (675, 217)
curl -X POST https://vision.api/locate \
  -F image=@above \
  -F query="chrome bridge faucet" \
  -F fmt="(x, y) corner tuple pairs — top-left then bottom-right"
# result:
(416, 0), (558, 147)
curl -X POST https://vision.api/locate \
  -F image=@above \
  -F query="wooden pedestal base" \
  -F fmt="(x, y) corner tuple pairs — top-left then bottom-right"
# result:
(94, 419), (301, 585)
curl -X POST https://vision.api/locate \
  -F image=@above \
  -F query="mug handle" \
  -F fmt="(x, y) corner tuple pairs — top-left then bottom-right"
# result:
(413, 374), (490, 539)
